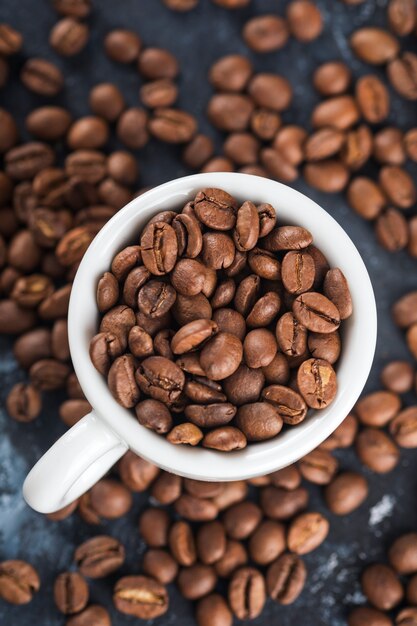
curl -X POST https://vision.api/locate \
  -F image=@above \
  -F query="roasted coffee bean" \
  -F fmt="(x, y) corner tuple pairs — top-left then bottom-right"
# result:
(0, 23), (22, 55)
(266, 553), (306, 604)
(118, 451), (159, 492)
(297, 358), (337, 409)
(30, 359), (70, 390)
(356, 390), (401, 427)
(52, 0), (91, 17)
(169, 520), (196, 566)
(11, 274), (54, 308)
(304, 160), (349, 193)
(381, 361), (414, 394)
(350, 27), (399, 64)
(138, 280), (176, 319)
(248, 248), (281, 280)
(177, 564), (217, 600)
(298, 449), (338, 485)
(149, 108), (197, 143)
(313, 61), (351, 96)
(348, 607), (392, 626)
(141, 222), (177, 275)
(248, 74), (292, 112)
(228, 567), (265, 620)
(167, 422), (204, 446)
(356, 428), (399, 473)
(243, 329), (277, 369)
(248, 520), (286, 566)
(90, 332), (124, 375)
(107, 151), (137, 184)
(203, 426), (247, 451)
(108, 354), (140, 408)
(362, 563), (403, 611)
(185, 403), (236, 428)
(209, 54), (252, 92)
(286, 0), (323, 41)
(59, 399), (91, 427)
(356, 75), (389, 124)
(6, 142), (55, 180)
(183, 134), (214, 169)
(250, 109), (281, 142)
(246, 292), (281, 328)
(405, 128), (417, 162)
(261, 352), (290, 385)
(0, 300), (37, 334)
(325, 471), (368, 515)
(223, 501), (262, 540)
(194, 188), (237, 231)
(172, 294), (211, 326)
(293, 292), (340, 333)
(388, 0), (416, 35)
(323, 268), (352, 319)
(66, 605), (111, 626)
(207, 94), (254, 132)
(407, 576), (417, 605)
(135, 398), (172, 434)
(282, 251), (315, 294)
(260, 143), (295, 178)
(142, 549), (178, 584)
(389, 534), (417, 574)
(50, 17), (88, 56)
(0, 560), (40, 605)
(376, 208), (409, 252)
(196, 594), (233, 626)
(75, 536), (125, 578)
(6, 383), (41, 423)
(380, 165), (416, 209)
(21, 58), (64, 96)
(305, 127), (345, 162)
(342, 124), (373, 170)
(270, 465), (302, 490)
(261, 485), (308, 520)
(308, 331), (341, 364)
(212, 308), (245, 341)
(97, 272), (119, 312)
(202, 156), (234, 172)
(82, 478), (132, 523)
(210, 279), (236, 309)
(54, 572), (89, 615)
(113, 576), (168, 619)
(236, 402), (283, 441)
(287, 512), (329, 554)
(201, 232), (235, 269)
(264, 226), (312, 251)
(397, 607), (417, 626)
(390, 407), (417, 448)
(233, 201), (259, 251)
(136, 356), (184, 403)
(215, 540), (248, 578)
(243, 15), (289, 53)
(262, 385), (307, 425)
(393, 291), (417, 328)
(173, 213), (203, 258)
(89, 83), (125, 122)
(50, 318), (70, 360)
(347, 177), (386, 220)
(0, 109), (18, 153)
(104, 29), (141, 63)
(387, 52), (417, 101)
(65, 150), (107, 184)
(67, 116), (109, 150)
(311, 95), (359, 130)
(139, 508), (170, 548)
(222, 364), (265, 406)
(138, 47), (178, 79)
(373, 127), (405, 165)
(196, 521), (226, 565)
(200, 332), (242, 380)
(13, 328), (52, 369)
(234, 275), (260, 317)
(116, 107), (149, 149)
(123, 266), (150, 308)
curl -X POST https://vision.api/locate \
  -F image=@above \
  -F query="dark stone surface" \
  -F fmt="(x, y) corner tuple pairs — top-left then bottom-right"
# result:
(0, 0), (417, 624)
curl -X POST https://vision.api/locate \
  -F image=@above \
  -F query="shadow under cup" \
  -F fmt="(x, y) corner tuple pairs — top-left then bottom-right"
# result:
(69, 172), (377, 482)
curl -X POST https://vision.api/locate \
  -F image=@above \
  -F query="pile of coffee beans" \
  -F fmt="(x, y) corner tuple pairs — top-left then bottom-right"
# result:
(348, 532), (417, 625)
(90, 187), (352, 449)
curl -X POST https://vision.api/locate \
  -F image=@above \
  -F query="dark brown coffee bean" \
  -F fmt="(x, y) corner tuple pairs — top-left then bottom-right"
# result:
(222, 501), (261, 540)
(212, 309), (245, 341)
(387, 52), (417, 100)
(68, 116), (109, 150)
(170, 319), (216, 354)
(66, 605), (111, 626)
(195, 521), (226, 565)
(113, 247), (143, 284)
(297, 358), (337, 409)
(50, 17), (89, 56)
(243, 329), (276, 369)
(89, 332), (124, 375)
(100, 304), (135, 344)
(0, 23), (22, 55)
(356, 75), (390, 123)
(13, 328), (52, 369)
(248, 248), (280, 281)
(243, 14), (289, 52)
(141, 221), (177, 275)
(228, 567), (265, 620)
(203, 426), (247, 451)
(313, 61), (351, 96)
(350, 27), (399, 64)
(264, 226), (313, 252)
(236, 402), (283, 441)
(293, 292), (340, 333)
(246, 292), (281, 328)
(356, 427), (399, 473)
(139, 508), (170, 548)
(397, 607), (417, 626)
(183, 134), (214, 169)
(107, 151), (137, 185)
(169, 520), (196, 566)
(308, 331), (341, 364)
(311, 95), (359, 130)
(266, 553), (306, 604)
(0, 57), (8, 88)
(84, 478), (132, 522)
(177, 564), (217, 600)
(104, 29), (141, 63)
(262, 385), (308, 424)
(381, 361), (414, 393)
(65, 150), (107, 184)
(29, 358), (70, 390)
(389, 534), (417, 575)
(221, 365), (264, 406)
(196, 594), (233, 626)
(113, 576), (168, 619)
(199, 332), (242, 380)
(287, 0), (323, 41)
(209, 54), (253, 92)
(21, 58), (64, 96)
(210, 279), (236, 310)
(262, 353), (290, 386)
(6, 142), (55, 180)
(248, 520), (286, 566)
(194, 188), (237, 231)
(52, 0), (91, 17)
(323, 268), (353, 319)
(54, 572), (89, 615)
(149, 108), (197, 143)
(184, 403), (236, 428)
(116, 107), (148, 149)
(134, 398), (172, 433)
(138, 47), (178, 79)
(136, 356), (184, 403)
(201, 232), (235, 269)
(232, 201), (259, 251)
(207, 94), (254, 132)
(390, 407), (417, 447)
(75, 535), (125, 578)
(362, 563), (403, 610)
(11, 274), (54, 308)
(0, 109), (18, 154)
(138, 280), (176, 319)
(356, 390), (401, 427)
(108, 354), (140, 408)
(373, 127), (405, 165)
(96, 272), (119, 312)
(6, 383), (41, 423)
(0, 560), (40, 605)
(325, 471), (368, 515)
(282, 250), (315, 294)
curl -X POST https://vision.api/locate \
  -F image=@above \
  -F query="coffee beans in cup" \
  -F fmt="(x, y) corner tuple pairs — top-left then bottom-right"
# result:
(90, 187), (352, 450)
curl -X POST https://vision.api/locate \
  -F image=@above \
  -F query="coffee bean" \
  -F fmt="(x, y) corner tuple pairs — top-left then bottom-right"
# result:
(236, 402), (283, 441)
(177, 563), (217, 600)
(347, 177), (386, 220)
(293, 292), (340, 333)
(397, 607), (417, 626)
(116, 107), (149, 149)
(52, 0), (91, 17)
(350, 27), (399, 64)
(0, 23), (22, 56)
(118, 451), (159, 492)
(305, 128), (345, 162)
(356, 428), (400, 473)
(13, 328), (52, 369)
(270, 465), (302, 490)
(405, 128), (417, 162)
(388, 0), (416, 35)
(0, 57), (8, 88)
(222, 501), (261, 540)
(407, 576), (417, 605)
(287, 512), (329, 554)
(362, 563), (403, 610)
(140, 79), (178, 109)
(108, 151), (137, 185)
(356, 75), (390, 124)
(138, 47), (178, 79)
(266, 553), (306, 604)
(54, 572), (89, 614)
(195, 594), (233, 626)
(108, 354), (140, 408)
(113, 575), (168, 619)
(195, 521), (226, 565)
(351, 607), (393, 626)
(246, 292), (281, 328)
(149, 108), (197, 143)
(104, 28), (141, 63)
(203, 426), (247, 451)
(67, 116), (109, 150)
(313, 61), (351, 96)
(342, 124), (373, 170)
(393, 291), (417, 328)
(308, 331), (341, 364)
(262, 385), (307, 424)
(0, 109), (18, 153)
(141, 221), (178, 275)
(389, 534), (417, 575)
(163, 0), (199, 10)
(183, 134), (214, 169)
(387, 52), (417, 100)
(169, 520), (196, 566)
(30, 358), (70, 390)
(142, 549), (178, 584)
(135, 398), (172, 434)
(96, 272), (119, 313)
(50, 17), (89, 56)
(6, 382), (41, 422)
(228, 567), (266, 620)
(311, 95), (359, 130)
(213, 308), (245, 341)
(355, 390), (401, 427)
(65, 150), (107, 184)
(6, 142), (55, 181)
(184, 403), (235, 428)
(212, 0), (250, 6)
(248, 74), (292, 112)
(325, 471), (368, 514)
(373, 127), (405, 165)
(66, 605), (111, 626)
(299, 448), (338, 485)
(243, 15), (289, 53)
(380, 165), (416, 209)
(167, 422), (204, 446)
(11, 274), (54, 308)
(390, 407), (417, 448)
(248, 520), (286, 565)
(83, 478), (132, 523)
(75, 535), (125, 578)
(221, 364), (265, 406)
(21, 58), (64, 96)
(136, 356), (184, 403)
(139, 508), (170, 548)
(209, 54), (253, 92)
(409, 217), (417, 258)
(304, 160), (350, 193)
(215, 539), (248, 577)
(0, 560), (40, 605)
(264, 226), (313, 252)
(207, 94), (254, 132)
(381, 361), (414, 394)
(59, 399), (91, 426)
(376, 208), (409, 252)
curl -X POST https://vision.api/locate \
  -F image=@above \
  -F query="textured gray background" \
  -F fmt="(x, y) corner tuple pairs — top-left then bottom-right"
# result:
(1, 0), (417, 624)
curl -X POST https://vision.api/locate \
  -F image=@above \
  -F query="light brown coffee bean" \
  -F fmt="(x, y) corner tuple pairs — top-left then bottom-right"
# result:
(380, 166), (416, 209)
(209, 54), (253, 92)
(373, 127), (405, 165)
(248, 74), (292, 112)
(304, 160), (349, 193)
(207, 94), (254, 132)
(298, 449), (338, 485)
(118, 452), (159, 492)
(236, 402), (283, 441)
(287, 512), (329, 554)
(244, 329), (277, 369)
(142, 549), (178, 584)
(348, 607), (392, 626)
(389, 534), (417, 575)
(21, 58), (64, 96)
(0, 560), (40, 605)
(311, 96), (359, 130)
(75, 535), (125, 578)
(113, 576), (168, 619)
(260, 485), (308, 520)
(347, 177), (386, 220)
(376, 208), (409, 252)
(381, 361), (414, 393)
(355, 390), (401, 427)
(293, 292), (340, 333)
(149, 108), (197, 143)
(387, 53), (417, 101)
(228, 567), (266, 620)
(183, 134), (214, 169)
(104, 29), (141, 63)
(169, 520), (196, 566)
(362, 563), (404, 611)
(356, 428), (399, 473)
(286, 0), (323, 42)
(325, 471), (368, 515)
(243, 15), (289, 52)
(66, 605), (110, 626)
(356, 75), (390, 123)
(50, 17), (88, 56)
(264, 225), (313, 251)
(138, 47), (178, 79)
(248, 520), (286, 565)
(390, 407), (417, 448)
(54, 572), (89, 615)
(195, 594), (233, 626)
(308, 331), (341, 364)
(177, 564), (217, 600)
(313, 61), (351, 96)
(262, 385), (307, 425)
(266, 553), (306, 605)
(202, 426), (247, 451)
(350, 27), (399, 64)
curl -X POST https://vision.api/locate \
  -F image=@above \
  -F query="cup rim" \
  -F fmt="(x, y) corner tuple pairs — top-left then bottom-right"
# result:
(68, 172), (377, 481)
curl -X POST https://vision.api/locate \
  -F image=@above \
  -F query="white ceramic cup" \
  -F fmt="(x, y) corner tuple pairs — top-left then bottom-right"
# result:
(23, 172), (377, 514)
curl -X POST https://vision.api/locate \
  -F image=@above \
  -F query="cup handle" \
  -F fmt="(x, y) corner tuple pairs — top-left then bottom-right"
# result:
(23, 411), (128, 514)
